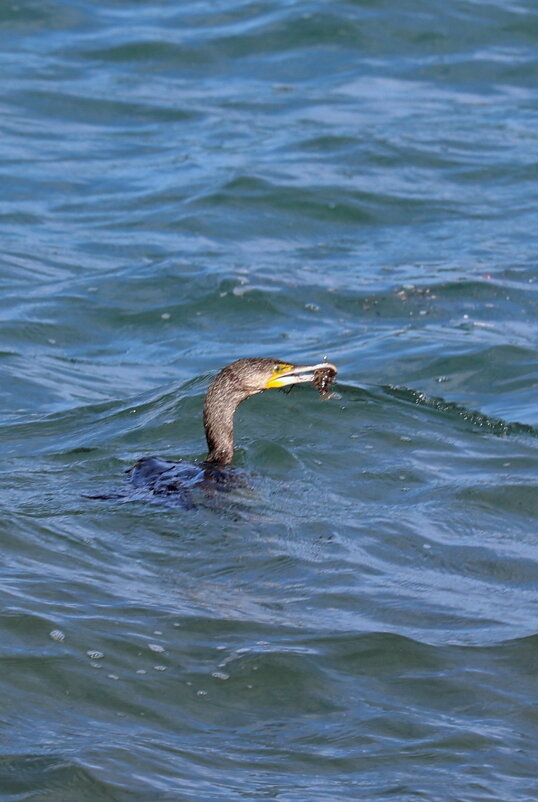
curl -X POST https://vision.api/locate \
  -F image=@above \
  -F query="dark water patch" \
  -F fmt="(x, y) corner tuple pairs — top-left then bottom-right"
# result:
(17, 89), (200, 127)
(193, 174), (464, 227)
(0, 0), (80, 32)
(456, 482), (538, 521)
(0, 754), (115, 802)
(81, 39), (218, 69)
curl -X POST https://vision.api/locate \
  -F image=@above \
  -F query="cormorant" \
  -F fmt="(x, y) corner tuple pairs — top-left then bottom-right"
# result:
(102, 358), (337, 506)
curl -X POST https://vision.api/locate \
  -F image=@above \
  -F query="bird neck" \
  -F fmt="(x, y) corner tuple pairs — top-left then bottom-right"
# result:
(203, 368), (250, 465)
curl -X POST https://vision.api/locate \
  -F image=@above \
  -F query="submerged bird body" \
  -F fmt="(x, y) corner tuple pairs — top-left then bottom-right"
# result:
(93, 358), (337, 506)
(126, 455), (238, 509)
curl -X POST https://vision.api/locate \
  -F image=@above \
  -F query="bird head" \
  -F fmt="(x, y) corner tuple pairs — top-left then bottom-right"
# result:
(223, 357), (337, 394)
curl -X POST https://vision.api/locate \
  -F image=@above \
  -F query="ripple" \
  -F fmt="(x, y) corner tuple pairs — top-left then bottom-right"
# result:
(1, 0), (538, 798)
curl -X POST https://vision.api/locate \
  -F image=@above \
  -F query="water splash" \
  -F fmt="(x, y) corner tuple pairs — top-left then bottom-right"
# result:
(383, 385), (538, 438)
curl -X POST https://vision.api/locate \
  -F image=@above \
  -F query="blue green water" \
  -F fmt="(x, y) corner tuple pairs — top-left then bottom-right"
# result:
(1, 1), (538, 799)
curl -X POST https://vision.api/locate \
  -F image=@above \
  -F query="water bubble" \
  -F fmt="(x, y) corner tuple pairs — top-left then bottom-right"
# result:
(49, 629), (65, 642)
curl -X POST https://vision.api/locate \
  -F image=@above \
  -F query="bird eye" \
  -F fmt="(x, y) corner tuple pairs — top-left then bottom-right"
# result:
(273, 365), (283, 373)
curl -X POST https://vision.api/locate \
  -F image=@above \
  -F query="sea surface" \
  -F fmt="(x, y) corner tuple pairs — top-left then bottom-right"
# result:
(1, 1), (538, 800)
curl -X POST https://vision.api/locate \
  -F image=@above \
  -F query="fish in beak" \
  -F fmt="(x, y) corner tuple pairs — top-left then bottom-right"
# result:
(265, 362), (338, 390)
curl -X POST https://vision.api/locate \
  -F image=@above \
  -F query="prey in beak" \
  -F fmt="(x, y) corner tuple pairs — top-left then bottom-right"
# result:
(265, 361), (338, 394)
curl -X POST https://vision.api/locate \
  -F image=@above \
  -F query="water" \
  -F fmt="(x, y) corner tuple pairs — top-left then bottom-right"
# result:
(1, 1), (538, 799)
